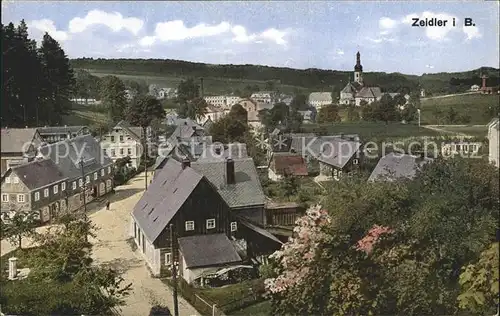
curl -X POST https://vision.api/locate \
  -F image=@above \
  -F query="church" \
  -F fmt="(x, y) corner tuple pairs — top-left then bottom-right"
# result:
(339, 52), (382, 106)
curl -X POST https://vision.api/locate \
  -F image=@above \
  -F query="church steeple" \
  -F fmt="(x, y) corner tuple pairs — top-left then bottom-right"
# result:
(354, 51), (363, 85)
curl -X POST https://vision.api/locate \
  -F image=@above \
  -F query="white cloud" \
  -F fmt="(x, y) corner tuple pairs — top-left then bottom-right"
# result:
(139, 20), (289, 47)
(68, 10), (144, 35)
(28, 19), (69, 41)
(379, 17), (397, 30)
(425, 64), (434, 69)
(336, 49), (344, 55)
(463, 25), (482, 40)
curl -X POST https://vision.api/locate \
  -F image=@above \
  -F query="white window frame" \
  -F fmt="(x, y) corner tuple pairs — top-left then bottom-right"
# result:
(108, 166), (111, 174)
(353, 159), (359, 165)
(12, 176), (19, 184)
(85, 176), (90, 184)
(72, 181), (77, 190)
(34, 191), (40, 201)
(185, 221), (195, 231)
(79, 179), (83, 187)
(2, 194), (9, 202)
(165, 252), (172, 265)
(53, 185), (58, 194)
(61, 182), (66, 191)
(206, 218), (216, 230)
(17, 194), (25, 203)
(231, 221), (238, 232)
(128, 148), (132, 155)
(101, 169), (105, 177)
(93, 172), (98, 180)
(44, 188), (49, 197)
(5, 177), (10, 184)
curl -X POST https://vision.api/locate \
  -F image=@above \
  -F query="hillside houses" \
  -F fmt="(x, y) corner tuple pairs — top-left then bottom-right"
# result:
(38, 125), (90, 144)
(1, 128), (43, 176)
(368, 152), (433, 182)
(204, 95), (241, 109)
(308, 92), (332, 110)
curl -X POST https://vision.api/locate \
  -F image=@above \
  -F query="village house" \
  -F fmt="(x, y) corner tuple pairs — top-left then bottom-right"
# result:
(236, 98), (273, 130)
(38, 135), (115, 217)
(203, 95), (241, 109)
(1, 128), (43, 176)
(470, 84), (480, 92)
(441, 140), (481, 157)
(308, 92), (332, 110)
(130, 157), (282, 283)
(100, 121), (148, 169)
(196, 103), (229, 126)
(268, 152), (308, 181)
(488, 118), (499, 167)
(368, 152), (433, 182)
(37, 125), (90, 144)
(298, 109), (315, 123)
(250, 91), (277, 104)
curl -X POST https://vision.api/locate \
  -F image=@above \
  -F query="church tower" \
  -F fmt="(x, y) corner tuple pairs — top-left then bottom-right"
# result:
(354, 51), (363, 85)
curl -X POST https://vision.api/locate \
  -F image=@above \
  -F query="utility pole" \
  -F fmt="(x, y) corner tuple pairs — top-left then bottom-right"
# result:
(144, 127), (148, 190)
(79, 159), (88, 242)
(170, 224), (179, 316)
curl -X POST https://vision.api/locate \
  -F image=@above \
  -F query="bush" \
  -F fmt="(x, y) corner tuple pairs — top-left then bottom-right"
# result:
(149, 305), (172, 316)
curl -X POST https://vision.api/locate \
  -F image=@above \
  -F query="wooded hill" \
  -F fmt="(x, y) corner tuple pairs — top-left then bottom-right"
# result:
(70, 58), (499, 96)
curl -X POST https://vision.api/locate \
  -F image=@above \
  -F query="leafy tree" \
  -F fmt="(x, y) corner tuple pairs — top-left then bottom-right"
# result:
(127, 94), (166, 128)
(265, 80), (276, 91)
(2, 211), (39, 249)
(447, 107), (458, 124)
(286, 109), (303, 133)
(289, 94), (308, 111)
(317, 104), (341, 123)
(400, 103), (418, 123)
(178, 97), (208, 121)
(393, 94), (407, 108)
(229, 103), (248, 123)
(281, 175), (299, 198)
(347, 106), (360, 122)
(73, 69), (102, 100)
(176, 78), (199, 106)
(374, 94), (399, 124)
(100, 75), (128, 122)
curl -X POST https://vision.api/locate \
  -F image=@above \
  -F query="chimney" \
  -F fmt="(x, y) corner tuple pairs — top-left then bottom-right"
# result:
(181, 158), (190, 169)
(226, 158), (235, 185)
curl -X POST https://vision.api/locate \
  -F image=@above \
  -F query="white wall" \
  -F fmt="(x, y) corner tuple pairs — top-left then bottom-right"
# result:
(100, 128), (142, 168)
(489, 121), (500, 167)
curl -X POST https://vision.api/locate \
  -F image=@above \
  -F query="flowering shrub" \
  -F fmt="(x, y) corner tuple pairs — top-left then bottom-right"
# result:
(355, 224), (394, 255)
(265, 205), (331, 294)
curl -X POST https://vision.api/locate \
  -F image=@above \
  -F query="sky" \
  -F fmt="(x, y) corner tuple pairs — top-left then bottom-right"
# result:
(2, 1), (499, 75)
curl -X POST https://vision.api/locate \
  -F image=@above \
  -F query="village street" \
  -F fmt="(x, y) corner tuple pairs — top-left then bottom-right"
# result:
(1, 172), (199, 316)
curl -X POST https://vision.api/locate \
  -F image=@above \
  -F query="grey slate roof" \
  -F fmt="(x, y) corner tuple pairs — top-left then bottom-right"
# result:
(38, 126), (87, 135)
(132, 159), (203, 243)
(316, 138), (362, 169)
(178, 234), (241, 268)
(239, 220), (283, 245)
(308, 92), (332, 103)
(356, 87), (382, 99)
(115, 121), (143, 141)
(1, 128), (41, 154)
(191, 158), (265, 209)
(38, 134), (113, 179)
(10, 158), (67, 190)
(198, 143), (248, 162)
(368, 152), (433, 182)
(341, 82), (362, 94)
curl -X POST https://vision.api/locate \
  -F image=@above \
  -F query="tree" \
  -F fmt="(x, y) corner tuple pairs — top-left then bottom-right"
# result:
(229, 103), (248, 123)
(347, 106), (360, 122)
(265, 80), (276, 91)
(374, 94), (399, 124)
(290, 94), (308, 111)
(178, 97), (208, 121)
(100, 75), (127, 122)
(281, 175), (299, 198)
(447, 107), (458, 124)
(176, 78), (199, 106)
(2, 211), (39, 249)
(127, 94), (166, 128)
(73, 69), (102, 100)
(317, 104), (341, 123)
(400, 103), (418, 123)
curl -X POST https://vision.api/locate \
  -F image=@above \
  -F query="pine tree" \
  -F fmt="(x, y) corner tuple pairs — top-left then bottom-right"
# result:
(100, 75), (128, 122)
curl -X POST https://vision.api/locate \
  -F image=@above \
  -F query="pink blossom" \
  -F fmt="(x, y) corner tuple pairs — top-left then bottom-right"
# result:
(355, 225), (394, 254)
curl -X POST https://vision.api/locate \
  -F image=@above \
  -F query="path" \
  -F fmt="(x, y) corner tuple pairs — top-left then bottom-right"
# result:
(421, 91), (479, 101)
(1, 172), (200, 316)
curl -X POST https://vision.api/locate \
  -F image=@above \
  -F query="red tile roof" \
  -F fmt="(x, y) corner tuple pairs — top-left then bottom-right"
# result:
(271, 154), (308, 176)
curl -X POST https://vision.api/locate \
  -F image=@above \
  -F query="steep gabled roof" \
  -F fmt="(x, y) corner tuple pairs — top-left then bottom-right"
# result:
(9, 158), (67, 190)
(1, 128), (41, 154)
(356, 87), (382, 99)
(115, 120), (143, 141)
(368, 152), (433, 182)
(270, 153), (308, 176)
(198, 143), (248, 162)
(316, 138), (361, 169)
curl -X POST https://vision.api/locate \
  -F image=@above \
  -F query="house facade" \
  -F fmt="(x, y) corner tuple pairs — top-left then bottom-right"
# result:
(131, 158), (282, 282)
(1, 128), (43, 176)
(204, 95), (241, 109)
(100, 121), (147, 169)
(308, 92), (332, 110)
(488, 118), (499, 167)
(37, 126), (90, 144)
(251, 91), (276, 104)
(196, 104), (229, 126)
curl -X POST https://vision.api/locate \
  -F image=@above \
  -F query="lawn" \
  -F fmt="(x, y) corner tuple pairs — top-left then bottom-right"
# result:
(62, 104), (112, 127)
(0, 247), (38, 273)
(84, 69), (309, 95)
(301, 122), (442, 141)
(229, 300), (272, 316)
(432, 125), (489, 138)
(420, 93), (499, 125)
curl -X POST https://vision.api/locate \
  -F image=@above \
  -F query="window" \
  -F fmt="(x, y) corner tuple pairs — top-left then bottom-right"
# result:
(110, 136), (115, 142)
(53, 185), (58, 194)
(108, 166), (111, 174)
(231, 222), (238, 232)
(34, 192), (40, 201)
(120, 148), (124, 155)
(102, 149), (106, 156)
(79, 179), (83, 187)
(72, 181), (77, 190)
(185, 221), (195, 231)
(165, 253), (172, 265)
(128, 148), (132, 155)
(12, 176), (19, 184)
(111, 149), (116, 157)
(85, 176), (90, 184)
(17, 194), (25, 203)
(44, 188), (49, 197)
(119, 135), (124, 142)
(2, 194), (9, 202)
(61, 182), (66, 191)
(333, 169), (338, 176)
(206, 219), (216, 229)
(101, 169), (105, 177)
(353, 159), (359, 165)
(93, 172), (98, 180)
(5, 177), (10, 184)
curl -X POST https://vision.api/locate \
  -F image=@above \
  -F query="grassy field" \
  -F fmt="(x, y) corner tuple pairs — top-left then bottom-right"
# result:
(420, 93), (499, 125)
(82, 69), (310, 96)
(62, 104), (111, 127)
(301, 122), (442, 141)
(430, 125), (489, 138)
(230, 300), (272, 316)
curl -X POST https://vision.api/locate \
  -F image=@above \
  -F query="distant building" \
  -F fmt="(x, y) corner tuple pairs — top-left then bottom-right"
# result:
(38, 126), (90, 144)
(251, 91), (277, 104)
(368, 152), (433, 182)
(197, 104), (230, 125)
(470, 84), (480, 92)
(308, 92), (332, 110)
(298, 110), (314, 123)
(100, 121), (149, 168)
(70, 98), (101, 105)
(268, 153), (308, 181)
(1, 128), (43, 176)
(480, 74), (498, 95)
(488, 118), (499, 167)
(420, 89), (426, 97)
(204, 95), (241, 109)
